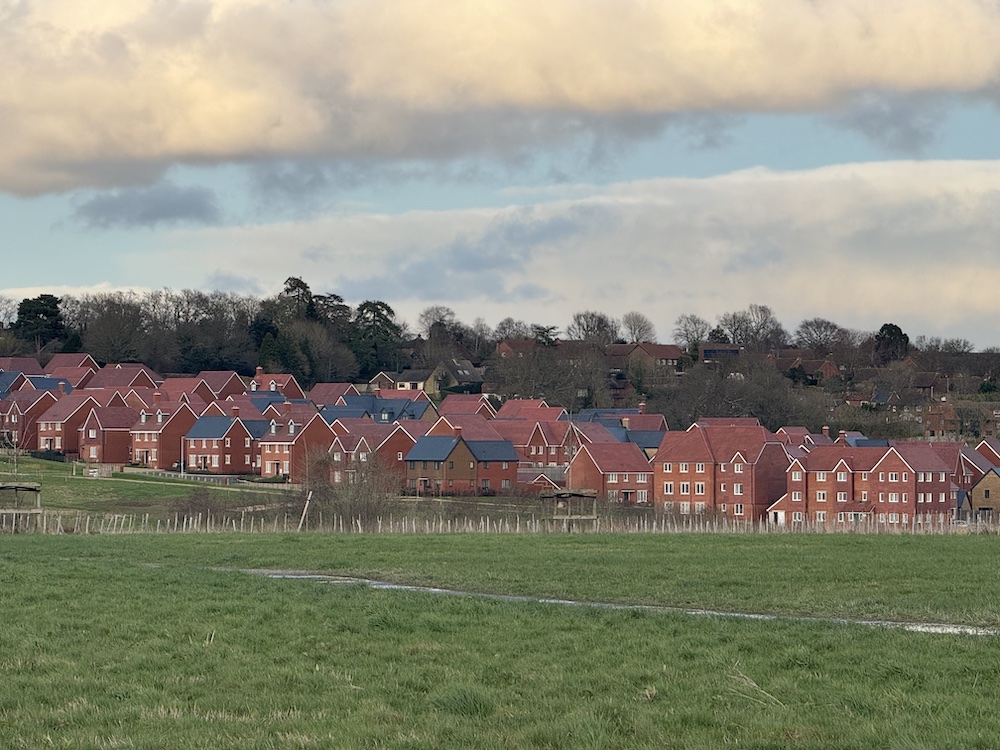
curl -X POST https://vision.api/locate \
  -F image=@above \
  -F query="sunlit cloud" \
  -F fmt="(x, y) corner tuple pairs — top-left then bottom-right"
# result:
(3, 0), (1000, 194)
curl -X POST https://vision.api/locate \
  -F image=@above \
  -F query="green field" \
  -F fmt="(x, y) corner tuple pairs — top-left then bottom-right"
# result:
(2, 533), (1000, 749)
(0, 456), (285, 516)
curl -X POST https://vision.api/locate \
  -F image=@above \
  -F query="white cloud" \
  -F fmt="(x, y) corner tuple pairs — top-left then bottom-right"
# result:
(3, 0), (1000, 193)
(75, 160), (996, 348)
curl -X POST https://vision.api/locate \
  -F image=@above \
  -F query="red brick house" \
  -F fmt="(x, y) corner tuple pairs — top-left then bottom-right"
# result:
(259, 413), (335, 482)
(769, 445), (885, 526)
(79, 406), (139, 464)
(329, 433), (375, 485)
(247, 367), (305, 400)
(130, 400), (200, 470)
(605, 342), (684, 382)
(567, 442), (653, 505)
(652, 422), (790, 521)
(183, 415), (271, 474)
(36, 393), (102, 457)
(0, 390), (57, 451)
(404, 431), (518, 495)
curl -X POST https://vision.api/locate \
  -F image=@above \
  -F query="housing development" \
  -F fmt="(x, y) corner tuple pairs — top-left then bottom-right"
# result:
(4, 350), (1000, 528)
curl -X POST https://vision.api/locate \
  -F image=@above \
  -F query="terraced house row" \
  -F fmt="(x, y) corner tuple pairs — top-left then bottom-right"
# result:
(4, 355), (1000, 522)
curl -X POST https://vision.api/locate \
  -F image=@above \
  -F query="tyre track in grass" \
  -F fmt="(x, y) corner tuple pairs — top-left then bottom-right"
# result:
(238, 568), (997, 637)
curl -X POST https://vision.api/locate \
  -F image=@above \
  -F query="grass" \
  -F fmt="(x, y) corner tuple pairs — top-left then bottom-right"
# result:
(2, 534), (1000, 748)
(0, 455), (284, 516)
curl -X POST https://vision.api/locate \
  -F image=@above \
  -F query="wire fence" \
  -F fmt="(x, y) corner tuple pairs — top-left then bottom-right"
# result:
(1, 509), (997, 536)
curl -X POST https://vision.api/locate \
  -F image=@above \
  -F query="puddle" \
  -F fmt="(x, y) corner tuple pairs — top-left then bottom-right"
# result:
(238, 568), (997, 637)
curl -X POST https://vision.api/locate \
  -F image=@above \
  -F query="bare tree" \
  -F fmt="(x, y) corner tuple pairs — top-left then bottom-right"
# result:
(794, 317), (849, 355)
(0, 296), (17, 329)
(673, 314), (711, 354)
(565, 310), (620, 346)
(417, 305), (457, 338)
(299, 449), (401, 525)
(621, 311), (656, 343)
(718, 304), (787, 354)
(494, 317), (531, 341)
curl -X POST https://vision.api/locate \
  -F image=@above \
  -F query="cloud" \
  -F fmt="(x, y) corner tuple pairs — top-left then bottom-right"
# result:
(18, 160), (1000, 346)
(71, 182), (220, 228)
(3, 1), (1000, 194)
(828, 91), (948, 153)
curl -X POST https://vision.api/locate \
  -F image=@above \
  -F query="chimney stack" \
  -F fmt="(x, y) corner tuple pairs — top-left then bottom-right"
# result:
(153, 390), (161, 404)
(638, 401), (646, 414)
(56, 382), (66, 396)
(822, 425), (830, 438)
(454, 424), (462, 439)
(231, 405), (240, 419)
(255, 365), (264, 378)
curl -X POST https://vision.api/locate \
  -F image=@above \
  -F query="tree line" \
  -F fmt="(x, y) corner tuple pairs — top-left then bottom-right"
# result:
(2, 285), (997, 439)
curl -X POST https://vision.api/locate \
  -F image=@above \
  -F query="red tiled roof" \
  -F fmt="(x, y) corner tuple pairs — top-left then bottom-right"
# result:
(579, 442), (652, 473)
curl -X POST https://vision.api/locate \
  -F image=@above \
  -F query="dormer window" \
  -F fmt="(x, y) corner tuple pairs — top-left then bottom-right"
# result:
(140, 412), (148, 424)
(269, 380), (277, 391)
(250, 381), (258, 391)
(156, 410), (164, 424)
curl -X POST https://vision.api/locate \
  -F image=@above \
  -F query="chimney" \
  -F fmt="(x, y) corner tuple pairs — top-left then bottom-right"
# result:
(282, 401), (291, 415)
(57, 382), (66, 396)
(255, 365), (264, 379)
(153, 390), (161, 404)
(822, 425), (830, 438)
(454, 425), (462, 439)
(231, 405), (240, 419)
(638, 401), (646, 414)
(838, 429), (847, 441)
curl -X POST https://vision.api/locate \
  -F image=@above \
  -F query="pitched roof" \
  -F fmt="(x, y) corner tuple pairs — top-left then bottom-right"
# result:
(186, 416), (271, 440)
(84, 406), (140, 430)
(438, 393), (497, 417)
(308, 382), (359, 406)
(430, 415), (504, 441)
(45, 353), (98, 372)
(406, 436), (462, 462)
(86, 363), (162, 389)
(467, 440), (519, 462)
(197, 370), (246, 395)
(0, 357), (43, 375)
(37, 393), (101, 422)
(577, 442), (652, 473)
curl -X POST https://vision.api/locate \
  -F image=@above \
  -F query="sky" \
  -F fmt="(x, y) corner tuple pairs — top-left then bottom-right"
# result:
(4, 0), (1000, 347)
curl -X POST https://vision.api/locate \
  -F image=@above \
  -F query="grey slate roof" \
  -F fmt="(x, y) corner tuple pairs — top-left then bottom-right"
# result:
(405, 436), (460, 462)
(186, 416), (271, 440)
(25, 375), (73, 394)
(467, 440), (519, 462)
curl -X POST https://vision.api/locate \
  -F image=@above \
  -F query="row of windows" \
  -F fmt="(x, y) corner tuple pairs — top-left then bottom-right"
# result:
(187, 438), (253, 449)
(406, 460), (510, 470)
(607, 473), (649, 483)
(664, 501), (745, 516)
(186, 454), (253, 467)
(662, 462), (744, 474)
(607, 490), (649, 503)
(791, 470), (948, 483)
(664, 482), (743, 496)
